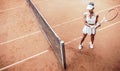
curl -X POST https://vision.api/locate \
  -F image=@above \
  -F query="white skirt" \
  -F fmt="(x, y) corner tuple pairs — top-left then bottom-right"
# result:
(82, 25), (96, 34)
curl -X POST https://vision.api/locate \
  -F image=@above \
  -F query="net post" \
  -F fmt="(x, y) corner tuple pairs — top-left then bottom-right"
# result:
(60, 41), (66, 69)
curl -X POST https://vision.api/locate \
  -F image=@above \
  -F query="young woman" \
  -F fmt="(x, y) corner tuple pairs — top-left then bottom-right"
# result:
(79, 2), (100, 49)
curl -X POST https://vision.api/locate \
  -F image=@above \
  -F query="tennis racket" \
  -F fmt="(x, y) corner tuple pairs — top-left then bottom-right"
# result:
(99, 8), (118, 24)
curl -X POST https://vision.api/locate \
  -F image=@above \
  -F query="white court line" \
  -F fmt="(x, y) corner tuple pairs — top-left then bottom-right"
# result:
(0, 50), (48, 71)
(53, 17), (81, 28)
(0, 2), (119, 71)
(0, 4), (120, 45)
(97, 22), (120, 31)
(0, 2), (26, 13)
(0, 20), (118, 70)
(65, 21), (120, 45)
(0, 20), (119, 70)
(0, 0), (48, 13)
(53, 4), (120, 28)
(0, 31), (41, 45)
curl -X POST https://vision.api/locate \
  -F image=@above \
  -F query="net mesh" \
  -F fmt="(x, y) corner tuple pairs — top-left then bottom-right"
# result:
(27, 0), (66, 69)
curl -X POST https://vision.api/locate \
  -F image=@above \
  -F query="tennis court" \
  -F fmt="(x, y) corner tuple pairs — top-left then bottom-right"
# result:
(0, 0), (120, 71)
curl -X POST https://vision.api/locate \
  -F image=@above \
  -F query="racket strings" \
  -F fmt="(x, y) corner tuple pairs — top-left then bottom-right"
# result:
(105, 8), (118, 21)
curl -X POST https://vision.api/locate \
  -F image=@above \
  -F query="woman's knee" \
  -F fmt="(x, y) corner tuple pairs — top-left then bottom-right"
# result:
(81, 34), (87, 39)
(83, 34), (87, 37)
(91, 34), (95, 38)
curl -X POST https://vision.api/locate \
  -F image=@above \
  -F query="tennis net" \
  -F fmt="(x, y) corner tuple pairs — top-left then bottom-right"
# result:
(27, 0), (66, 69)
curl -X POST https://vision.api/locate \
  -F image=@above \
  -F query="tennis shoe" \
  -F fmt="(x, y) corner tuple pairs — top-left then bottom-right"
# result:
(79, 44), (83, 49)
(89, 42), (94, 48)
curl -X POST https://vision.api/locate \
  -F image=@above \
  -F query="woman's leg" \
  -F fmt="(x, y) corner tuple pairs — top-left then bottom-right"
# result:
(79, 33), (87, 49)
(80, 33), (87, 44)
(91, 34), (95, 44)
(89, 34), (95, 48)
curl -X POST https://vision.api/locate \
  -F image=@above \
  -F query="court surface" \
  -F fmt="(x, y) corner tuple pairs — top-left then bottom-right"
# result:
(0, 0), (120, 71)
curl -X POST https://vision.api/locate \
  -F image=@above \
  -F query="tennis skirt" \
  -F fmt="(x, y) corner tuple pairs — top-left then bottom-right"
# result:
(82, 25), (96, 34)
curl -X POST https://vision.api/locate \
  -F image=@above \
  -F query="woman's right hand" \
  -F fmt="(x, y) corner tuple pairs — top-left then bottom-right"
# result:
(95, 23), (101, 29)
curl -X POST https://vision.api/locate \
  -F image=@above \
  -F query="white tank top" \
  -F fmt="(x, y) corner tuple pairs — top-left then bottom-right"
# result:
(84, 12), (97, 25)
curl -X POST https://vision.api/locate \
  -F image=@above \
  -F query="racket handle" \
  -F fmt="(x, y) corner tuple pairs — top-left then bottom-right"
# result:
(100, 17), (107, 24)
(95, 23), (101, 28)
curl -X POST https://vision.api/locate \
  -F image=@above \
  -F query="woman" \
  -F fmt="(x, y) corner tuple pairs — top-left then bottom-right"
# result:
(79, 2), (100, 49)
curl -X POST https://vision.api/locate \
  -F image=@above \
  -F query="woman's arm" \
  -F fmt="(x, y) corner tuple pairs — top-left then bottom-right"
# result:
(83, 14), (91, 27)
(95, 15), (99, 24)
(95, 15), (101, 28)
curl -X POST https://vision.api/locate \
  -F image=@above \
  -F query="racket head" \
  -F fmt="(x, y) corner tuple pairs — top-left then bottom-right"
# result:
(104, 8), (118, 22)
